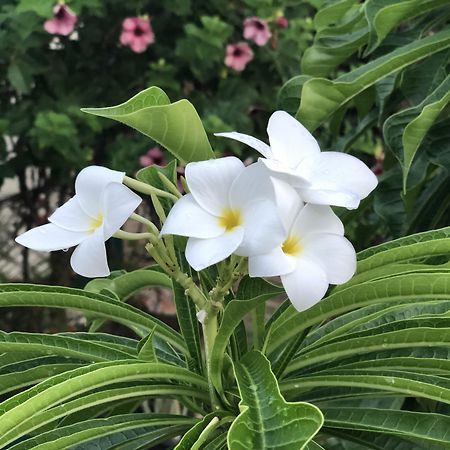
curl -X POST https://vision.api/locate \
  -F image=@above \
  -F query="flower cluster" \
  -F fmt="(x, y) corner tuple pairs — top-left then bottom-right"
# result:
(44, 4), (285, 67)
(16, 167), (141, 278)
(162, 112), (378, 311)
(225, 15), (285, 72)
(15, 111), (377, 312)
(44, 3), (155, 54)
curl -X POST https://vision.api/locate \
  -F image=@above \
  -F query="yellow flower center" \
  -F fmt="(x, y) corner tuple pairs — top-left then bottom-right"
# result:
(282, 234), (302, 256)
(218, 207), (242, 232)
(89, 213), (104, 233)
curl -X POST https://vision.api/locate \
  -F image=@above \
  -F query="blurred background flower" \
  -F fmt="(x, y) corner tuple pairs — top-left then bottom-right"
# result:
(120, 16), (155, 53)
(224, 42), (254, 71)
(44, 3), (77, 36)
(139, 146), (166, 167)
(243, 16), (271, 46)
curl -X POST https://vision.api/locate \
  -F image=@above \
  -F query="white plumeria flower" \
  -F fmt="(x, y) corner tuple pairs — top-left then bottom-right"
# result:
(161, 157), (285, 271)
(16, 166), (142, 278)
(216, 110), (378, 209)
(248, 180), (356, 311)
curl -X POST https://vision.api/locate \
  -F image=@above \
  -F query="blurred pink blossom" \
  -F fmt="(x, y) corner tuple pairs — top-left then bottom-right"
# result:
(44, 4), (77, 36)
(139, 147), (166, 167)
(120, 16), (155, 53)
(243, 17), (272, 46)
(275, 17), (289, 28)
(224, 42), (254, 72)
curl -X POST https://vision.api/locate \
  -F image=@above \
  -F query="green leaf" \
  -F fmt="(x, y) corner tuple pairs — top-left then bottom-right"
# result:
(228, 351), (323, 450)
(175, 412), (232, 450)
(364, 0), (448, 54)
(23, 383), (208, 440)
(0, 361), (208, 447)
(0, 356), (84, 395)
(314, 0), (360, 31)
(7, 62), (32, 95)
(356, 226), (450, 272)
(210, 286), (282, 393)
(0, 284), (186, 353)
(329, 429), (444, 450)
(16, 0), (54, 16)
(81, 86), (214, 163)
(86, 269), (172, 301)
(336, 262), (449, 292)
(300, 299), (450, 352)
(287, 324), (450, 374)
(281, 370), (450, 405)
(384, 73), (450, 190)
(137, 330), (158, 362)
(8, 414), (194, 450)
(324, 407), (450, 445)
(298, 28), (450, 131)
(278, 75), (312, 114)
(84, 268), (173, 334)
(173, 280), (203, 373)
(302, 12), (368, 77)
(266, 271), (450, 354)
(318, 349), (450, 376)
(0, 331), (135, 362)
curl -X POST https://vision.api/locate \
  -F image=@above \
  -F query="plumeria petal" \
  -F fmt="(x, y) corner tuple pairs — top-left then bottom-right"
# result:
(214, 132), (273, 159)
(299, 187), (360, 209)
(229, 162), (275, 209)
(271, 178), (303, 232)
(75, 166), (125, 218)
(303, 233), (356, 284)
(15, 224), (89, 252)
(267, 111), (320, 168)
(70, 229), (109, 277)
(260, 158), (310, 188)
(248, 247), (296, 277)
(296, 152), (378, 209)
(102, 182), (142, 240)
(235, 199), (285, 256)
(291, 204), (344, 238)
(185, 228), (244, 271)
(281, 258), (328, 312)
(160, 194), (224, 239)
(48, 196), (92, 232)
(185, 157), (244, 216)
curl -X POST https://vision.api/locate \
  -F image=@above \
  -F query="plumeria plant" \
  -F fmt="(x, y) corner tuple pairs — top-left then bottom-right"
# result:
(2, 86), (450, 449)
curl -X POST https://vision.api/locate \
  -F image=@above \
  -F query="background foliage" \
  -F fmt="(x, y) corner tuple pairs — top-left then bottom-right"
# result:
(0, 0), (313, 282)
(280, 0), (450, 244)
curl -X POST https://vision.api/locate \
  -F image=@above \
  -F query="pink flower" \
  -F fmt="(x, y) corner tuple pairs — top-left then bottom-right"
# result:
(276, 17), (289, 28)
(120, 16), (155, 53)
(139, 147), (166, 167)
(243, 17), (272, 46)
(224, 42), (254, 72)
(44, 4), (77, 36)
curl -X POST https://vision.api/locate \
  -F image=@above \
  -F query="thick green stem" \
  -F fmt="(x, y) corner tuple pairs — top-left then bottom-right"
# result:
(129, 213), (159, 235)
(202, 307), (221, 410)
(123, 176), (178, 202)
(157, 171), (182, 198)
(173, 268), (207, 310)
(113, 230), (153, 241)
